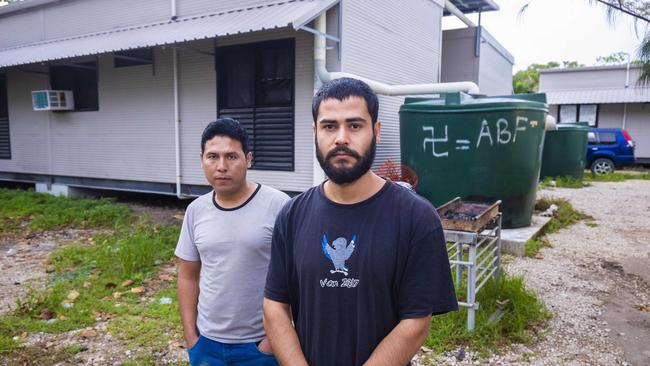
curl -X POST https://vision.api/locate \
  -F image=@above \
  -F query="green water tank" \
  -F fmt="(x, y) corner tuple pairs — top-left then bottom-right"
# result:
(399, 92), (548, 228)
(539, 123), (589, 180)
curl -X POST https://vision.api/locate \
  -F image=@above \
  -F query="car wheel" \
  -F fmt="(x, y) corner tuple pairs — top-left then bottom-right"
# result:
(591, 158), (614, 175)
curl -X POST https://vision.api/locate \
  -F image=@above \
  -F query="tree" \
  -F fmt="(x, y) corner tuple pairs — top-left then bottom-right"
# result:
(521, 1), (650, 83)
(513, 61), (583, 93)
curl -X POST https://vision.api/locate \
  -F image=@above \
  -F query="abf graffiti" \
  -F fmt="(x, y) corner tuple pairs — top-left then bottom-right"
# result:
(422, 116), (539, 158)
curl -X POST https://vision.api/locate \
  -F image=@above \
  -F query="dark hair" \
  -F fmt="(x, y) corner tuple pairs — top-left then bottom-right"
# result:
(201, 118), (250, 154)
(312, 78), (379, 124)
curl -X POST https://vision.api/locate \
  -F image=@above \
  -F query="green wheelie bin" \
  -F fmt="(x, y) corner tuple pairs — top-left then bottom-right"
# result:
(539, 123), (589, 181)
(399, 92), (548, 228)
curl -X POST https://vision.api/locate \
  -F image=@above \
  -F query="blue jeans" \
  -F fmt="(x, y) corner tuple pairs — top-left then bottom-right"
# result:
(188, 335), (280, 366)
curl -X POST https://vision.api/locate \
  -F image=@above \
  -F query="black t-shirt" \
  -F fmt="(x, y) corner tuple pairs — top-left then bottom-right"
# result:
(264, 181), (458, 366)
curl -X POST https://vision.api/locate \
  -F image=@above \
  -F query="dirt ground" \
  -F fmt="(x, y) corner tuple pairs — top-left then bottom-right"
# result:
(2, 180), (650, 365)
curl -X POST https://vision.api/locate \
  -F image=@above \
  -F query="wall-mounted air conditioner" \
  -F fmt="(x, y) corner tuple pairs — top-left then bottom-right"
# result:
(31, 90), (74, 111)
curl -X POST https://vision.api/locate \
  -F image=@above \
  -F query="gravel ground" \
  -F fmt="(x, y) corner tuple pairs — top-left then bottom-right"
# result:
(414, 179), (650, 366)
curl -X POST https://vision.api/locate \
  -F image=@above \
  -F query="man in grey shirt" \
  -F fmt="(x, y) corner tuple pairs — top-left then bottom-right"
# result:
(175, 118), (289, 366)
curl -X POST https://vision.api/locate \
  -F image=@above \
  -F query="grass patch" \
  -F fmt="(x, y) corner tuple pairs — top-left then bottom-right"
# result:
(0, 342), (85, 365)
(0, 224), (180, 348)
(535, 197), (593, 234)
(524, 237), (552, 257)
(584, 171), (650, 182)
(109, 284), (182, 350)
(0, 188), (131, 236)
(426, 273), (549, 355)
(539, 176), (585, 189)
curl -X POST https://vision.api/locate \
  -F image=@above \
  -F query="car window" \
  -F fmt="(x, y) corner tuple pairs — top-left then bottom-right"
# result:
(598, 132), (617, 145)
(587, 132), (597, 143)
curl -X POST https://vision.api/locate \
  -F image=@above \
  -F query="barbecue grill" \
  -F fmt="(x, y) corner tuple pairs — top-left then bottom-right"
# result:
(438, 197), (502, 331)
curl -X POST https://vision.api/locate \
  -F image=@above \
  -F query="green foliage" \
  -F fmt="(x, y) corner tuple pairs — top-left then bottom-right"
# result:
(426, 274), (549, 355)
(596, 51), (636, 65)
(108, 285), (182, 351)
(539, 176), (585, 189)
(584, 171), (650, 182)
(0, 188), (131, 236)
(513, 61), (583, 93)
(524, 237), (552, 257)
(535, 197), (593, 234)
(0, 224), (180, 347)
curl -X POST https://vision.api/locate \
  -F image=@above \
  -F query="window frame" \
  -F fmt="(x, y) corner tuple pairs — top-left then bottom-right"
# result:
(558, 103), (599, 127)
(215, 39), (296, 172)
(49, 61), (99, 112)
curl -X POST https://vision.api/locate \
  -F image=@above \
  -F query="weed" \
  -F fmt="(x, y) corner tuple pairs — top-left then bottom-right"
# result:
(584, 171), (650, 182)
(524, 237), (552, 258)
(535, 197), (593, 234)
(1, 343), (82, 365)
(585, 221), (598, 228)
(426, 273), (550, 355)
(0, 224), (180, 345)
(108, 285), (182, 351)
(0, 188), (131, 236)
(538, 176), (585, 189)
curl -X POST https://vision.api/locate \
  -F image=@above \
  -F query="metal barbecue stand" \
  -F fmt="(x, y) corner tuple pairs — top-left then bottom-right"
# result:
(438, 198), (502, 331)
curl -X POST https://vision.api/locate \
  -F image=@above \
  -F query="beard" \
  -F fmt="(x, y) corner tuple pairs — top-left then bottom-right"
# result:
(315, 134), (376, 185)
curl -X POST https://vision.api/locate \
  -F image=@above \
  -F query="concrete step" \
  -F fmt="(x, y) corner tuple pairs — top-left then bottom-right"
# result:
(501, 215), (552, 257)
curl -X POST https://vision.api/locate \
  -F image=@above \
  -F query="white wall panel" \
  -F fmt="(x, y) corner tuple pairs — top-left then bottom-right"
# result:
(0, 66), (50, 174)
(341, 0), (442, 168)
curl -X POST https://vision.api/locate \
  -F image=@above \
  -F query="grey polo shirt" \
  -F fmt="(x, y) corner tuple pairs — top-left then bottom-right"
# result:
(175, 184), (290, 344)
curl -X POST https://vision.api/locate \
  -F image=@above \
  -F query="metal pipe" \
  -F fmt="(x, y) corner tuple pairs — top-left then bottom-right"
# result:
(444, 0), (476, 27)
(625, 53), (631, 88)
(313, 13), (479, 96)
(171, 0), (177, 19)
(172, 48), (184, 199)
(622, 103), (628, 129)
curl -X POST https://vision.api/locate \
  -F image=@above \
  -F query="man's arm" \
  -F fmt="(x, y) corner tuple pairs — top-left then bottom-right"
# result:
(263, 298), (308, 366)
(177, 259), (201, 348)
(363, 316), (431, 366)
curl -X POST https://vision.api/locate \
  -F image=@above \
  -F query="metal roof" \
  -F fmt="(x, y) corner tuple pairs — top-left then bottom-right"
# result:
(444, 0), (499, 15)
(545, 87), (650, 105)
(0, 0), (338, 68)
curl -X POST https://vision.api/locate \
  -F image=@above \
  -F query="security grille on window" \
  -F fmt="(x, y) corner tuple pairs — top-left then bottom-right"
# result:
(217, 39), (295, 171)
(0, 74), (10, 159)
(558, 104), (598, 126)
(50, 61), (99, 111)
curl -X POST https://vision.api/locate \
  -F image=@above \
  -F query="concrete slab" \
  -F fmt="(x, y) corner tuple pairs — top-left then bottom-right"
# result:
(501, 215), (552, 257)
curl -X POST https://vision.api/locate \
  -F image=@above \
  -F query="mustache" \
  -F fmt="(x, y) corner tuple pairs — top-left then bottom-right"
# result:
(326, 146), (361, 160)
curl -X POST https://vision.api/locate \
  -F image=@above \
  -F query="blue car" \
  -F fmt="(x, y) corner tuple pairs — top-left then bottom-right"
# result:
(586, 128), (636, 175)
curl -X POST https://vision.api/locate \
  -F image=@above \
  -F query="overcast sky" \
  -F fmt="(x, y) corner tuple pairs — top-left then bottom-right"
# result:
(442, 0), (646, 72)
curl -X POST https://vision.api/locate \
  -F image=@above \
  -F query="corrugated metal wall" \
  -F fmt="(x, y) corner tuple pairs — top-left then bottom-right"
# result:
(1, 67), (50, 174)
(0, 27), (315, 192)
(340, 0), (442, 168)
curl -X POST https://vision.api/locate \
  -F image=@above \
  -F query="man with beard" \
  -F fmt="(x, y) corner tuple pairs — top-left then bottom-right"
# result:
(263, 78), (458, 366)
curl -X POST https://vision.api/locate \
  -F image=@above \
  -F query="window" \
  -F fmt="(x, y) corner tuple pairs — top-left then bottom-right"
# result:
(50, 61), (98, 111)
(558, 104), (598, 126)
(0, 73), (10, 159)
(598, 132), (617, 145)
(217, 39), (295, 171)
(114, 49), (154, 68)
